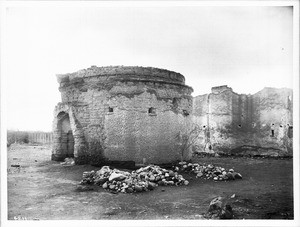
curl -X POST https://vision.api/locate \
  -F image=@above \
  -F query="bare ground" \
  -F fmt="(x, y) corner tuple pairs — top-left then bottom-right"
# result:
(7, 144), (293, 220)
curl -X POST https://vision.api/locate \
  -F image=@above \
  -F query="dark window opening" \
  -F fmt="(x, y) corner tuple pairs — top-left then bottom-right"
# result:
(108, 107), (114, 113)
(172, 98), (178, 106)
(148, 107), (156, 114)
(183, 110), (189, 116)
(288, 126), (293, 138)
(208, 145), (212, 150)
(271, 129), (274, 137)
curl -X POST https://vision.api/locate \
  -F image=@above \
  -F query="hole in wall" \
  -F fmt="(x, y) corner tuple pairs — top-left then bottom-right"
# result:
(172, 98), (178, 106)
(108, 107), (114, 113)
(183, 110), (189, 116)
(148, 107), (156, 114)
(288, 126), (293, 138)
(238, 124), (242, 128)
(271, 129), (274, 137)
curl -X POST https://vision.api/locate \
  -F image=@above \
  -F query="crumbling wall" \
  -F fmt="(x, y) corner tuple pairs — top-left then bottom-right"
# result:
(193, 85), (293, 156)
(53, 66), (193, 164)
(251, 88), (293, 153)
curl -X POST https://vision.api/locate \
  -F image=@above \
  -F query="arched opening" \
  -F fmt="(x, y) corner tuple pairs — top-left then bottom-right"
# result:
(57, 112), (74, 158)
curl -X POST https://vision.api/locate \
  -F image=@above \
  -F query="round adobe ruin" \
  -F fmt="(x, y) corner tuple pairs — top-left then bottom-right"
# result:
(52, 66), (193, 165)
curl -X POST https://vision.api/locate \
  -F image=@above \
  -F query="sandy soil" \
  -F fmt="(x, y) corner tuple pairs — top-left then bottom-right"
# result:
(7, 144), (293, 220)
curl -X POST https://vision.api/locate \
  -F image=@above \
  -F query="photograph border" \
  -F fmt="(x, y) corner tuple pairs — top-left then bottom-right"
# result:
(1, 1), (299, 227)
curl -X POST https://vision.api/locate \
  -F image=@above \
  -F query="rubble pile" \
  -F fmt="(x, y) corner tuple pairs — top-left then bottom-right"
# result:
(175, 162), (242, 181)
(80, 165), (189, 193)
(60, 157), (75, 165)
(79, 161), (243, 193)
(205, 196), (234, 219)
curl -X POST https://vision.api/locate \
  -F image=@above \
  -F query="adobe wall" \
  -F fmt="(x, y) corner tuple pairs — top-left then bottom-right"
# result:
(193, 85), (293, 156)
(53, 66), (193, 164)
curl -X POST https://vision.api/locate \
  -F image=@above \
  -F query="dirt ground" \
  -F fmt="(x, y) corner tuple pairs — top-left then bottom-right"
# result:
(7, 144), (293, 220)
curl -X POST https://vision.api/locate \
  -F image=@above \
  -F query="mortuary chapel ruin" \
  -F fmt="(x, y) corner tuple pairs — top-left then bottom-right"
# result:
(52, 66), (293, 165)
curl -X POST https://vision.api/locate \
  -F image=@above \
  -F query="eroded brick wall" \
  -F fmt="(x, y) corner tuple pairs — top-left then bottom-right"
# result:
(193, 85), (293, 155)
(53, 66), (193, 164)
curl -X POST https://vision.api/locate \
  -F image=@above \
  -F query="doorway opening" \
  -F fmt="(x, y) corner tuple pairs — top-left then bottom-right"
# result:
(57, 112), (74, 158)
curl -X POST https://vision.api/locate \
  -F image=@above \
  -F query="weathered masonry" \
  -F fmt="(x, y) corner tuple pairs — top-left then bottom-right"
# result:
(52, 66), (293, 164)
(193, 85), (293, 156)
(52, 66), (193, 164)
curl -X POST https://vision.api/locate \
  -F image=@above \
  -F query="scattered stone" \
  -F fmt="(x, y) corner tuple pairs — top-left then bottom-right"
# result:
(60, 158), (75, 165)
(233, 172), (243, 179)
(109, 172), (127, 182)
(126, 188), (134, 193)
(102, 182), (108, 189)
(220, 204), (233, 219)
(134, 185), (143, 192)
(148, 182), (156, 190)
(97, 166), (111, 175)
(80, 161), (242, 194)
(196, 172), (203, 178)
(206, 197), (234, 219)
(175, 162), (242, 182)
(226, 172), (234, 180)
(208, 197), (223, 212)
(80, 164), (188, 194)
(95, 177), (108, 185)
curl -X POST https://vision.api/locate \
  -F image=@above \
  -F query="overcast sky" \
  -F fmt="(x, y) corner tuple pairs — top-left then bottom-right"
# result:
(4, 4), (294, 131)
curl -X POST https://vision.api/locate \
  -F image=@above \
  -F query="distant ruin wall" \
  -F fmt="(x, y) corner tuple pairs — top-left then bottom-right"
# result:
(28, 132), (54, 144)
(193, 85), (293, 156)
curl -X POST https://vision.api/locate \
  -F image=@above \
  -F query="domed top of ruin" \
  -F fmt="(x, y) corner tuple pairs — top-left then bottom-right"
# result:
(57, 65), (189, 88)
